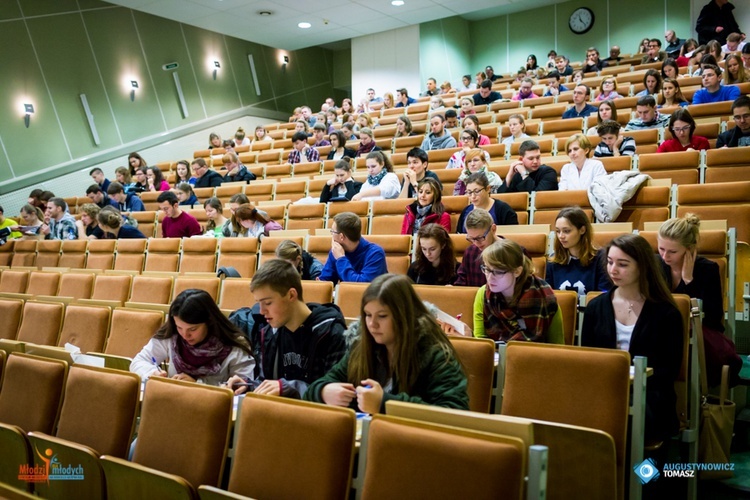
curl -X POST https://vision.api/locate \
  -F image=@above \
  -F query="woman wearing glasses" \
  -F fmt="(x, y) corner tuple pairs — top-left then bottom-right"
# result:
(456, 172), (518, 233)
(595, 77), (622, 101)
(656, 108), (710, 153)
(446, 130), (490, 171)
(453, 149), (501, 196)
(473, 239), (557, 342)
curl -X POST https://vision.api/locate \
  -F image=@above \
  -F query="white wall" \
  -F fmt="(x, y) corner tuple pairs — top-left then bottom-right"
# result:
(351, 25), (421, 104)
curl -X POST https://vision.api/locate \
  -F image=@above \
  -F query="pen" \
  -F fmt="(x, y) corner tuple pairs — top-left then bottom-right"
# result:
(152, 357), (167, 374)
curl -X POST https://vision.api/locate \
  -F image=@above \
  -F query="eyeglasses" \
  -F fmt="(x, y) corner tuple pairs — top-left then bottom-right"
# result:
(330, 229), (341, 235)
(466, 227), (491, 243)
(461, 136), (473, 141)
(465, 188), (487, 197)
(603, 81), (614, 85)
(480, 265), (508, 277)
(672, 126), (691, 133)
(733, 113), (750, 121)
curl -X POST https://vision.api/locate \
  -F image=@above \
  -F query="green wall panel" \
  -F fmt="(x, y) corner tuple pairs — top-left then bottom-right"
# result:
(274, 90), (308, 116)
(0, 20), (69, 183)
(18, 0), (79, 17)
(420, 17), (473, 91)
(0, 3), (338, 191)
(470, 16), (507, 74)
(261, 45), (304, 102)
(666, 0), (693, 44)
(508, 7), (556, 74)
(82, 7), (166, 142)
(223, 37), (262, 107)
(26, 13), (121, 157)
(333, 48), (351, 92)
(133, 11), (205, 127)
(609, 0), (665, 58)
(181, 25), (242, 118)
(0, 0), (22, 20)
(77, 0), (111, 10)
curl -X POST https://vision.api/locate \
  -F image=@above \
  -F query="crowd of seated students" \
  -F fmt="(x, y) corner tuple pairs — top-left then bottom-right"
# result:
(2, 27), (746, 481)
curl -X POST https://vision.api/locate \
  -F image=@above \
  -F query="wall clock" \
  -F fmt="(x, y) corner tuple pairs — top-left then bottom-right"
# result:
(569, 7), (594, 35)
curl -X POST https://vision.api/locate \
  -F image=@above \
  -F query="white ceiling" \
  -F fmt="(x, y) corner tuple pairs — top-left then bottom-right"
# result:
(108, 0), (566, 51)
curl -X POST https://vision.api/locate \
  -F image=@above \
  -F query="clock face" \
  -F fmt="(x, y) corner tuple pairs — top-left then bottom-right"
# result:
(569, 7), (594, 34)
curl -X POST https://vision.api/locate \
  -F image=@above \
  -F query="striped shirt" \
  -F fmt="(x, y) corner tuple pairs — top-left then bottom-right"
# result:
(593, 136), (636, 157)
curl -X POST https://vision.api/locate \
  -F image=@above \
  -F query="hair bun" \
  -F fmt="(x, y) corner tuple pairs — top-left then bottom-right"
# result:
(684, 212), (701, 228)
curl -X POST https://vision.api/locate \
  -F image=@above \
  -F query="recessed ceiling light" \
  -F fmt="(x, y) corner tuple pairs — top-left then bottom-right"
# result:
(391, 0), (405, 6)
(298, 22), (311, 29)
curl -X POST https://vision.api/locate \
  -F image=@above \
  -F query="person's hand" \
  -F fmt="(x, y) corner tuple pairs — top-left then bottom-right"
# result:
(9, 225), (20, 232)
(549, 87), (559, 96)
(507, 161), (525, 185)
(321, 383), (357, 406)
(403, 169), (415, 184)
(172, 373), (195, 382)
(356, 379), (384, 414)
(331, 241), (345, 260)
(327, 175), (337, 186)
(716, 26), (724, 33)
(438, 321), (472, 337)
(255, 379), (282, 396)
(40, 223), (50, 236)
(352, 193), (362, 201)
(225, 375), (249, 395)
(686, 147), (696, 152)
(151, 369), (168, 378)
(75, 220), (85, 231)
(682, 247), (696, 284)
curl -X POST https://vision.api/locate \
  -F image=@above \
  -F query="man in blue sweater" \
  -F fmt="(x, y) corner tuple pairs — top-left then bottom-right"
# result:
(692, 64), (741, 104)
(318, 212), (388, 284)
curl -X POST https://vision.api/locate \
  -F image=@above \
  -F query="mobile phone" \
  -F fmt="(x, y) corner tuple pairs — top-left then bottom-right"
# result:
(19, 226), (40, 235)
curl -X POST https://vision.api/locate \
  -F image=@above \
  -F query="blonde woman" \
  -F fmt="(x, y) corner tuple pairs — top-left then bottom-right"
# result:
(559, 134), (606, 191)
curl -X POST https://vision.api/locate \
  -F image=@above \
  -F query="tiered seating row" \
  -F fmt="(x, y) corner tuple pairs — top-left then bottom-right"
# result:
(53, 178), (749, 244)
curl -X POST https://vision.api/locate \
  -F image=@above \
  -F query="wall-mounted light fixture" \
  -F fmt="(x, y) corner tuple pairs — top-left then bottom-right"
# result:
(283, 55), (289, 64)
(213, 60), (220, 80)
(24, 104), (34, 128)
(130, 80), (139, 101)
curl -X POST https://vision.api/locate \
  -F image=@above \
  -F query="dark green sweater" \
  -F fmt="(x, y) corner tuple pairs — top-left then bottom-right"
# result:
(304, 341), (469, 412)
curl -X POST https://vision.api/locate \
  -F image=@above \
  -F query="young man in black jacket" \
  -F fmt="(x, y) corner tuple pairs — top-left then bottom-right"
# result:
(227, 259), (347, 398)
(717, 96), (750, 147)
(192, 158), (224, 188)
(496, 140), (558, 194)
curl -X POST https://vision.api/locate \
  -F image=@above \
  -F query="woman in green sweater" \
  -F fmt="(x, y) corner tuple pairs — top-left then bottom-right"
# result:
(305, 274), (468, 413)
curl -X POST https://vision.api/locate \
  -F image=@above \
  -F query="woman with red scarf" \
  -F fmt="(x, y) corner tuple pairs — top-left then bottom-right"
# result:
(131, 289), (255, 385)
